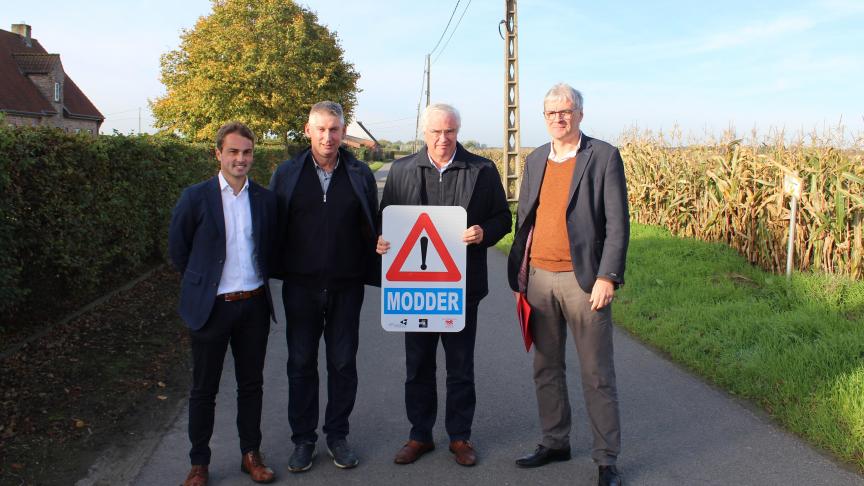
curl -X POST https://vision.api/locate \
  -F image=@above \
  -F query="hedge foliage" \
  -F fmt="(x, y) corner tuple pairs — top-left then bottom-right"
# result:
(0, 125), (299, 322)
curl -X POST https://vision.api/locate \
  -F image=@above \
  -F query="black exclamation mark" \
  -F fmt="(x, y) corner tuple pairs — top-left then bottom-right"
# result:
(420, 237), (428, 270)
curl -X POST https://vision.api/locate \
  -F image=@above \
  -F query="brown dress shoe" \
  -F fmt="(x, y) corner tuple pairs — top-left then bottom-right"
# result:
(449, 440), (477, 466)
(241, 451), (275, 483)
(394, 439), (435, 464)
(183, 465), (208, 486)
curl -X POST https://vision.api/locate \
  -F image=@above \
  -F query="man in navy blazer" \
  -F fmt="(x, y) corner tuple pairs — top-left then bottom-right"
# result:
(507, 85), (629, 486)
(169, 122), (277, 486)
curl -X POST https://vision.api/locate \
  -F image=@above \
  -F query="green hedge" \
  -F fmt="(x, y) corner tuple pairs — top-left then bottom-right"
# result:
(0, 125), (298, 322)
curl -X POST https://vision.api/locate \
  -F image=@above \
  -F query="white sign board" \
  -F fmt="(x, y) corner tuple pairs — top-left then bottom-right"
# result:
(381, 205), (466, 332)
(783, 173), (802, 198)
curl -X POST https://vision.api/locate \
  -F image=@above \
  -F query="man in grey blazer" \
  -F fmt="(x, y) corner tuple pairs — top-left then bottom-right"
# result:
(507, 84), (629, 486)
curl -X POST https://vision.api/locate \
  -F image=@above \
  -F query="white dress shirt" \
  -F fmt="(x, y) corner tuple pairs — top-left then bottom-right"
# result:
(548, 132), (582, 163)
(217, 172), (263, 294)
(428, 149), (457, 173)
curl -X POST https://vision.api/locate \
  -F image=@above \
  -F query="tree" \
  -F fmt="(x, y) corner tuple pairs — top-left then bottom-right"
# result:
(461, 140), (488, 150)
(151, 0), (360, 145)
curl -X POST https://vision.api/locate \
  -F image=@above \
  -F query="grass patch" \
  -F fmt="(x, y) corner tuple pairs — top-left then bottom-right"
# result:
(497, 222), (864, 469)
(368, 161), (384, 172)
(494, 210), (516, 254)
(0, 267), (189, 485)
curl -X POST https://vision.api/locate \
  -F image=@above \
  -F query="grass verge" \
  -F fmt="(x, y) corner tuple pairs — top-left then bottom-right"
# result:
(498, 222), (864, 470)
(0, 267), (189, 485)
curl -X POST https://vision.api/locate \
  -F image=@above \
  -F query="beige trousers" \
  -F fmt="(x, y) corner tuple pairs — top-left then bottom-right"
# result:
(527, 265), (621, 465)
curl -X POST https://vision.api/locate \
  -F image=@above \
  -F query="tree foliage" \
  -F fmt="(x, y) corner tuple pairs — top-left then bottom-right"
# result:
(151, 0), (360, 144)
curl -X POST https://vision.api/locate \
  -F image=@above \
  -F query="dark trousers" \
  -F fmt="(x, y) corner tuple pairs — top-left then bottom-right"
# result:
(282, 281), (364, 445)
(404, 300), (479, 443)
(188, 293), (270, 465)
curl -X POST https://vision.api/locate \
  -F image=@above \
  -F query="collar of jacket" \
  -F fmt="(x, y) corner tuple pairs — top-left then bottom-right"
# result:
(526, 134), (595, 204)
(281, 145), (375, 227)
(205, 175), (263, 242)
(401, 142), (483, 209)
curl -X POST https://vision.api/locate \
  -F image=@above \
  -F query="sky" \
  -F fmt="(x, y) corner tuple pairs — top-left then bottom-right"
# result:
(4, 0), (863, 147)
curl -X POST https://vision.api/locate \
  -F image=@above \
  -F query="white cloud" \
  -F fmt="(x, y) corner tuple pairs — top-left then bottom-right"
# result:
(691, 16), (815, 53)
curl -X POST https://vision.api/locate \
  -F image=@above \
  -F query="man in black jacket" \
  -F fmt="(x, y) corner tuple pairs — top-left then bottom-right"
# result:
(377, 103), (511, 467)
(269, 101), (379, 472)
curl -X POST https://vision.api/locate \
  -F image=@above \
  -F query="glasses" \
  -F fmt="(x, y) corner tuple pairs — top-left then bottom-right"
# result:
(429, 128), (457, 138)
(543, 110), (574, 120)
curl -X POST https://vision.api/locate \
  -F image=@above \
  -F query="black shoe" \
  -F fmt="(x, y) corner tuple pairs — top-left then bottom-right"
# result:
(598, 465), (622, 486)
(327, 439), (359, 469)
(287, 442), (316, 472)
(515, 444), (571, 468)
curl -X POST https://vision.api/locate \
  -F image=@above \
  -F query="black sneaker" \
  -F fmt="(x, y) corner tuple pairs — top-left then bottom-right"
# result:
(287, 442), (316, 472)
(327, 438), (359, 469)
(598, 465), (622, 486)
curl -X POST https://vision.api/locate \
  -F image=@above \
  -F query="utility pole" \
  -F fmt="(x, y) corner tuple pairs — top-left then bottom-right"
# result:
(414, 54), (432, 153)
(425, 54), (431, 107)
(501, 0), (521, 201)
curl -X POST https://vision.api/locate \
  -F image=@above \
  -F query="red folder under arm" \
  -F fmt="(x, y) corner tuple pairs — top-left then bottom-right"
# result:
(516, 292), (532, 352)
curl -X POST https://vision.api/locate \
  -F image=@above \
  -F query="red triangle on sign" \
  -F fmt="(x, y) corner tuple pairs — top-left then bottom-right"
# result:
(386, 212), (461, 282)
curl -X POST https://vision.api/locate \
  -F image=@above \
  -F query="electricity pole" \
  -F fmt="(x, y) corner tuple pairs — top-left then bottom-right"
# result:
(502, 0), (521, 201)
(414, 54), (432, 153)
(426, 54), (431, 107)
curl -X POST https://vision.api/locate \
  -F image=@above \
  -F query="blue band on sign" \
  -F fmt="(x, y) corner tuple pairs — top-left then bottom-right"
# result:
(383, 288), (463, 314)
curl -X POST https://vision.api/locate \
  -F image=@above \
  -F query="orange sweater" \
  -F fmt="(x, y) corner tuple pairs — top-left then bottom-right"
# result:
(530, 158), (575, 271)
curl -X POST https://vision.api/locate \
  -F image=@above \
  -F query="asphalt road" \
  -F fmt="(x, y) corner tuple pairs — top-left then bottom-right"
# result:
(118, 163), (863, 485)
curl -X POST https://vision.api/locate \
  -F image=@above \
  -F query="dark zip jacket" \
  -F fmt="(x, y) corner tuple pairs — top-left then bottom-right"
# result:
(269, 147), (380, 286)
(380, 143), (511, 301)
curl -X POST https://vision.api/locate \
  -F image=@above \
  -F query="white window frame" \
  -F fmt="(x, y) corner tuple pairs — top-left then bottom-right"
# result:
(54, 82), (60, 102)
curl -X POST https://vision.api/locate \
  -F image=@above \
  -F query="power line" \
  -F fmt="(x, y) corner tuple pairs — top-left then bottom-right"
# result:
(429, 0), (461, 56)
(416, 60), (427, 109)
(433, 0), (473, 64)
(104, 108), (140, 117)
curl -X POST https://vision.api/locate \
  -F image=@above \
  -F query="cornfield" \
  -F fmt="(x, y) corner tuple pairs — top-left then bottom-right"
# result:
(480, 130), (864, 279)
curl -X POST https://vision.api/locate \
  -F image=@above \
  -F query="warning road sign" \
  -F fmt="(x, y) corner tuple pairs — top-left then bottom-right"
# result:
(381, 206), (466, 332)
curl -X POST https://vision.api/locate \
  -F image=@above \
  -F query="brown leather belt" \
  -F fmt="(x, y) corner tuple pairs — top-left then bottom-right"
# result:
(217, 286), (265, 302)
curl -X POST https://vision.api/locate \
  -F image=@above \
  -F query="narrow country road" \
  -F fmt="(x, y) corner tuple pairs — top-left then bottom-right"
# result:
(122, 162), (864, 485)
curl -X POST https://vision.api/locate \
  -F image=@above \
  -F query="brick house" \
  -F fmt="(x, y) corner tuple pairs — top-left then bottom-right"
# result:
(0, 24), (103, 133)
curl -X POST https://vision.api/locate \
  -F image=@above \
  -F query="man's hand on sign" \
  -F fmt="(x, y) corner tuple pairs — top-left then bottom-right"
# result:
(376, 235), (391, 255)
(462, 225), (484, 245)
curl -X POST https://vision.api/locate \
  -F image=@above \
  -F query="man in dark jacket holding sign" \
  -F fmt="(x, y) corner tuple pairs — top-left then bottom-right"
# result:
(377, 103), (511, 467)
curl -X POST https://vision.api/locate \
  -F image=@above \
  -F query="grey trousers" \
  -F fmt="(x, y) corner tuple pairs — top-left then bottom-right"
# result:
(527, 266), (621, 465)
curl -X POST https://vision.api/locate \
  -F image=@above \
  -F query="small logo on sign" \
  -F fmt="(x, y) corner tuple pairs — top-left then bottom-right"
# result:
(418, 318), (428, 328)
(400, 318), (408, 326)
(444, 318), (455, 328)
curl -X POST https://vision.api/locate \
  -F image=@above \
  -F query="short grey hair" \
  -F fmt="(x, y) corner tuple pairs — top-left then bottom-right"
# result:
(420, 103), (461, 133)
(543, 83), (583, 113)
(309, 101), (345, 124)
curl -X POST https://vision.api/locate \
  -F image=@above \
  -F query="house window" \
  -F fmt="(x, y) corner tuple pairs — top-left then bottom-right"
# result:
(54, 83), (60, 102)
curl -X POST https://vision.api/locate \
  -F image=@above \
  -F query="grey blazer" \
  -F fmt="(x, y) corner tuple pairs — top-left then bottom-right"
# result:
(507, 134), (630, 294)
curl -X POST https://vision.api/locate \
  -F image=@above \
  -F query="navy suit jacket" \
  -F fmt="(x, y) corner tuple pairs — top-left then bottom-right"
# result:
(507, 135), (630, 294)
(168, 176), (277, 330)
